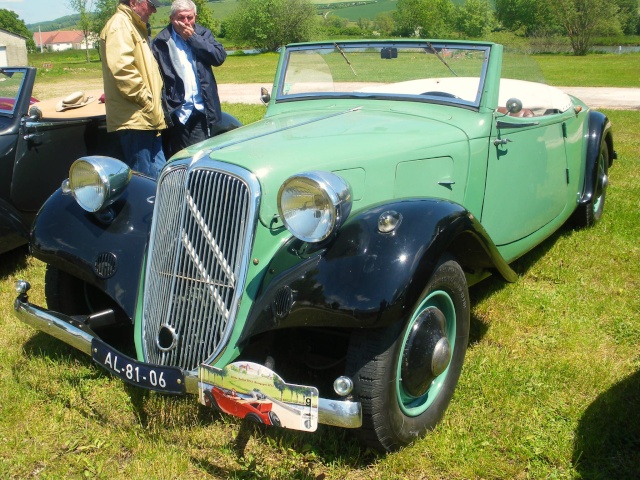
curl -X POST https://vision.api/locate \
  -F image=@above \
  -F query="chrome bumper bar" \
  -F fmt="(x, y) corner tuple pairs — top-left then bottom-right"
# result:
(13, 292), (362, 429)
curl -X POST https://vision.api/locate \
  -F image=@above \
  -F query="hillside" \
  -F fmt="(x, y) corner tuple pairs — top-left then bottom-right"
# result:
(26, 0), (481, 33)
(26, 0), (404, 31)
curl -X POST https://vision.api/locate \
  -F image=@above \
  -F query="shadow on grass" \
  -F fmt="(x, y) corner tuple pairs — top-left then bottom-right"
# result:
(573, 370), (640, 479)
(0, 245), (29, 278)
(21, 330), (92, 364)
(190, 419), (376, 477)
(467, 223), (575, 345)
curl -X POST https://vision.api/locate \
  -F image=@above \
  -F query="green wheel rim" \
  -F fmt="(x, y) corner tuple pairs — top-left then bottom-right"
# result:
(396, 289), (456, 416)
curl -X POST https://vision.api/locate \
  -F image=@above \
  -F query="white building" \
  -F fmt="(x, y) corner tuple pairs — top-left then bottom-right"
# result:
(33, 30), (96, 52)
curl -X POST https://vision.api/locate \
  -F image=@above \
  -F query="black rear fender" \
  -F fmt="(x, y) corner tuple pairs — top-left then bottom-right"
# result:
(30, 174), (156, 319)
(580, 110), (615, 205)
(241, 198), (516, 341)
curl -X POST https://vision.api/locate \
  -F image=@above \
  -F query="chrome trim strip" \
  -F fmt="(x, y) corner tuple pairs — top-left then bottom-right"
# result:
(13, 295), (362, 429)
(24, 119), (92, 130)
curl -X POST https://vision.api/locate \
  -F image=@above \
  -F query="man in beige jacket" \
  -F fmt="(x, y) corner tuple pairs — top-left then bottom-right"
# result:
(100, 0), (167, 179)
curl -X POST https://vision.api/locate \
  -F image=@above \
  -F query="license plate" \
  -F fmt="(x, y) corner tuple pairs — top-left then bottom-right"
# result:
(91, 338), (185, 394)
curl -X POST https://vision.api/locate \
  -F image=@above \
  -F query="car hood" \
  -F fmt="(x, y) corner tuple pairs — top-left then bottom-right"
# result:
(176, 104), (470, 225)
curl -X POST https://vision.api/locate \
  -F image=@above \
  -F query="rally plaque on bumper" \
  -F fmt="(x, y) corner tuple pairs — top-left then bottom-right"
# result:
(199, 361), (319, 432)
(91, 338), (186, 394)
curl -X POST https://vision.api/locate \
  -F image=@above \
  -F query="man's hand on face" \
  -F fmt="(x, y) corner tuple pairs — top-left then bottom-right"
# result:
(171, 10), (196, 41)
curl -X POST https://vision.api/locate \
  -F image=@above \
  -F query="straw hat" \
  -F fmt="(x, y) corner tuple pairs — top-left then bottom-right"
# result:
(55, 91), (96, 112)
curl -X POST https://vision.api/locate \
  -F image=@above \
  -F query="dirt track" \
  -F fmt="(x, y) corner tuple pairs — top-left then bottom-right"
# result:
(33, 78), (640, 110)
(219, 84), (640, 109)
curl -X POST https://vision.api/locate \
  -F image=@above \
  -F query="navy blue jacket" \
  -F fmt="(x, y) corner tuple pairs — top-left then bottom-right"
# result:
(152, 24), (226, 133)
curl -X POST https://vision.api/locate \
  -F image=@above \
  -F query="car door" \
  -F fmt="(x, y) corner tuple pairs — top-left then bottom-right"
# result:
(0, 67), (37, 253)
(11, 106), (123, 215)
(0, 67), (36, 208)
(481, 112), (571, 246)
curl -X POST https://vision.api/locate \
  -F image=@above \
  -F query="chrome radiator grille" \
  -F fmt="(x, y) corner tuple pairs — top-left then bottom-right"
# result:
(142, 163), (256, 372)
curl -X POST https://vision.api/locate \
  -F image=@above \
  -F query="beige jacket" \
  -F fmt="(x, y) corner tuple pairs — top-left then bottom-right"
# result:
(100, 4), (166, 132)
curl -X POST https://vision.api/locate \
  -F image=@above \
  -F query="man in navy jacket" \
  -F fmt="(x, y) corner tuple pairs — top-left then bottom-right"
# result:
(152, 0), (226, 157)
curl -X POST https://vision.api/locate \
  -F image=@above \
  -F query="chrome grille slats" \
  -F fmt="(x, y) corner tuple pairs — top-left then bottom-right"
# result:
(143, 167), (188, 367)
(142, 162), (258, 372)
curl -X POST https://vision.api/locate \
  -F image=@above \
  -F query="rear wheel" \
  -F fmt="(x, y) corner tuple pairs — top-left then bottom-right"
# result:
(346, 256), (470, 452)
(244, 413), (264, 424)
(573, 141), (609, 228)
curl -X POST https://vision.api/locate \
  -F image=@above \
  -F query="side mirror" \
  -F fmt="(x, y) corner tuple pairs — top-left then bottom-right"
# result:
(505, 98), (522, 115)
(27, 105), (42, 122)
(260, 87), (271, 106)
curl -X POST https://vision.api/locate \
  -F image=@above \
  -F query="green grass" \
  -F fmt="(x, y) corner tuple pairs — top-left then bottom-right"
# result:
(533, 53), (640, 87)
(320, 0), (397, 21)
(27, 47), (640, 87)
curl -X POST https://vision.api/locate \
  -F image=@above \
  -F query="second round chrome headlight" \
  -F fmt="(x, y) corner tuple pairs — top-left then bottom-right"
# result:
(277, 171), (352, 243)
(68, 156), (132, 212)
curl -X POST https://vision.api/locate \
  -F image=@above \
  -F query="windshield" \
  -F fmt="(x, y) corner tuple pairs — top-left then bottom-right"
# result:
(277, 42), (491, 108)
(0, 68), (26, 115)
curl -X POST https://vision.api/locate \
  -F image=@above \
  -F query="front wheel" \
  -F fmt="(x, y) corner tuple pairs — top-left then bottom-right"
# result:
(45, 265), (118, 315)
(346, 256), (470, 452)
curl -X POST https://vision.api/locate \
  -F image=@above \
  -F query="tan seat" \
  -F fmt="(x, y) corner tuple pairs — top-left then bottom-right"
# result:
(497, 106), (535, 117)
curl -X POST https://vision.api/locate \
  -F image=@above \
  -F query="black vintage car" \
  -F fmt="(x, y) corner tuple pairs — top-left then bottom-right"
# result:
(0, 67), (125, 255)
(0, 66), (240, 255)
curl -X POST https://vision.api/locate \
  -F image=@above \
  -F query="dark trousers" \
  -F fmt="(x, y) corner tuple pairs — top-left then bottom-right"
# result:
(167, 109), (208, 157)
(117, 129), (166, 180)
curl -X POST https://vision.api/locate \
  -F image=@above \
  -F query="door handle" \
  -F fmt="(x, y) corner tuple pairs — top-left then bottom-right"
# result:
(493, 138), (511, 146)
(24, 133), (43, 141)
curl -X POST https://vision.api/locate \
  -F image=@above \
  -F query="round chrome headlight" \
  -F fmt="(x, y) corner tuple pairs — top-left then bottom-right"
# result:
(68, 156), (132, 212)
(277, 171), (352, 243)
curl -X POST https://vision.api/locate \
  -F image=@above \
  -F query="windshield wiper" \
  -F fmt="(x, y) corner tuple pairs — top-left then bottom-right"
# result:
(426, 42), (458, 77)
(334, 43), (357, 76)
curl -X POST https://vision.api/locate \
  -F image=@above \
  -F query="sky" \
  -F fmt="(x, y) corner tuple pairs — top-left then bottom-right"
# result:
(1, 0), (76, 25)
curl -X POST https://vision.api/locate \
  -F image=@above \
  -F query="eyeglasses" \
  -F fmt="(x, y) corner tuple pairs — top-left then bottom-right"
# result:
(145, 0), (157, 10)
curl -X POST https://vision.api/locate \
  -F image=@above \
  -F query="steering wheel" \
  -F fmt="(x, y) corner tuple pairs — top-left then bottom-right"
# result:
(420, 91), (461, 99)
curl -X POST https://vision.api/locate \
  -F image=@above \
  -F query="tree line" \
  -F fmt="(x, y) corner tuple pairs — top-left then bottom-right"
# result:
(3, 0), (639, 58)
(226, 0), (638, 55)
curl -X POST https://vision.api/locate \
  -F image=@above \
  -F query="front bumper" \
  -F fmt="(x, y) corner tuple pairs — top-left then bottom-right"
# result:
(13, 291), (362, 429)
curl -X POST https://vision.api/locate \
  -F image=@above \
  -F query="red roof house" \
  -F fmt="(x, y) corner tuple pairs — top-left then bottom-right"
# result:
(33, 30), (96, 52)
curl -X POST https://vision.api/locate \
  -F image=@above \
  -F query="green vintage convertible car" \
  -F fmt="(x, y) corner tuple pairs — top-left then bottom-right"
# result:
(13, 40), (614, 452)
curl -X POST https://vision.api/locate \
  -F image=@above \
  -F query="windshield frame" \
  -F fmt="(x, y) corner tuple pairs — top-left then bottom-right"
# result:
(274, 40), (493, 111)
(0, 67), (28, 116)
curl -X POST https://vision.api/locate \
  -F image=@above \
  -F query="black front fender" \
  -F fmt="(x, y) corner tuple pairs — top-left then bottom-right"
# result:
(30, 174), (156, 319)
(241, 198), (516, 342)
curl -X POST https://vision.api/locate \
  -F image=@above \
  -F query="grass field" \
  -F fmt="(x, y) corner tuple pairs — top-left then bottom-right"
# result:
(149, 0), (395, 27)
(316, 0), (397, 21)
(26, 47), (640, 90)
